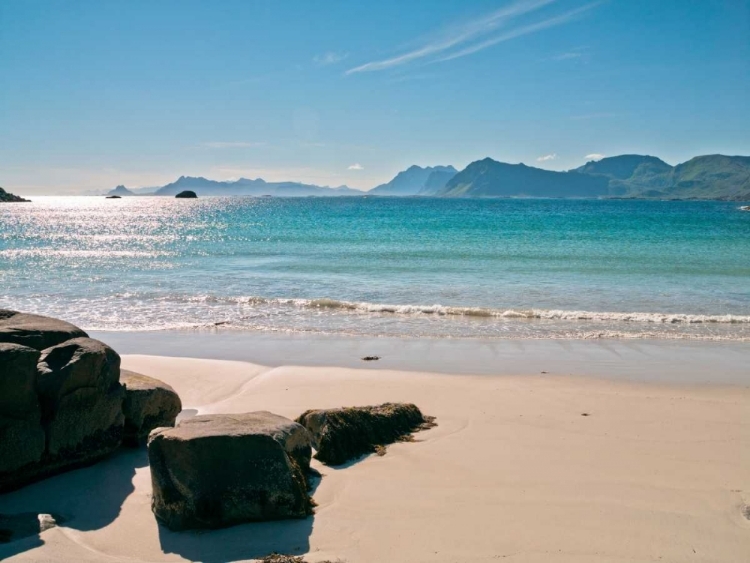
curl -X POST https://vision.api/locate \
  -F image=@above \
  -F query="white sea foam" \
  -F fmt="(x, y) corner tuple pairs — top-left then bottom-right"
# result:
(158, 294), (750, 325)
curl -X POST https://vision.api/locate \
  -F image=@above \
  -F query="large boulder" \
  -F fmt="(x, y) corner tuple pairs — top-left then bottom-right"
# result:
(148, 412), (313, 531)
(121, 370), (182, 446)
(0, 310), (87, 351)
(35, 337), (125, 469)
(0, 313), (134, 493)
(296, 403), (436, 466)
(0, 344), (46, 484)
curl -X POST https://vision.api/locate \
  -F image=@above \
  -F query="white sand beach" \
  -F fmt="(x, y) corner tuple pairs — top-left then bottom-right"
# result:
(1, 342), (749, 563)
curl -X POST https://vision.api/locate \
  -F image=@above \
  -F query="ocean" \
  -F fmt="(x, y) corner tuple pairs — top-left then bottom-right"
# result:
(2, 196), (749, 341)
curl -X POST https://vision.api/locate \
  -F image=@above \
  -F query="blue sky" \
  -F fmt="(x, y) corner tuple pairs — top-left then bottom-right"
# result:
(2, 0), (749, 194)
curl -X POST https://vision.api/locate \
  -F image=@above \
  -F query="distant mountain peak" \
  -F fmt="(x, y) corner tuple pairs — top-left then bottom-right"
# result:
(107, 185), (136, 196)
(369, 164), (457, 196)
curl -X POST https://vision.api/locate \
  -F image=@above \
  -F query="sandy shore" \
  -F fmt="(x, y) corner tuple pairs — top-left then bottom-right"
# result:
(1, 350), (749, 562)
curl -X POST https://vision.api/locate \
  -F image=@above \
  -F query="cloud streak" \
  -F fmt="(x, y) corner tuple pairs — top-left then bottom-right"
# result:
(536, 153), (558, 162)
(348, 163), (364, 170)
(436, 2), (601, 62)
(585, 153), (605, 161)
(346, 0), (556, 74)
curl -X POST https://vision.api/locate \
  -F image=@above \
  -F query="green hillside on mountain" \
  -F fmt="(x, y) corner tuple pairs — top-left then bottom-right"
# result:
(438, 154), (750, 200)
(663, 155), (750, 199)
(437, 159), (610, 198)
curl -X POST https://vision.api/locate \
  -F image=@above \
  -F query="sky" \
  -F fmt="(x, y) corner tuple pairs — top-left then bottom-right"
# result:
(1, 0), (749, 194)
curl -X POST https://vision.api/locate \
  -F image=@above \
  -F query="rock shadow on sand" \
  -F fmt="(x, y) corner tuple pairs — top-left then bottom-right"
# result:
(157, 516), (315, 563)
(156, 470), (321, 563)
(0, 448), (147, 558)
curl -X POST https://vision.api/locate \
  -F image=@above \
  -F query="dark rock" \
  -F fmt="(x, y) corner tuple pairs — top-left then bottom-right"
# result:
(0, 187), (30, 203)
(0, 344), (46, 479)
(0, 310), (88, 351)
(0, 314), (131, 493)
(105, 195), (122, 199)
(148, 412), (313, 531)
(36, 338), (125, 460)
(175, 190), (198, 199)
(121, 370), (182, 446)
(296, 403), (436, 466)
(361, 356), (380, 361)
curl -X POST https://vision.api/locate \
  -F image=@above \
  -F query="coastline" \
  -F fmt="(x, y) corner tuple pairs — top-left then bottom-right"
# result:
(91, 330), (750, 384)
(1, 334), (748, 562)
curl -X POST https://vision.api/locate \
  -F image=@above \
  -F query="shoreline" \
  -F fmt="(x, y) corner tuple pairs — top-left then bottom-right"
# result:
(91, 330), (750, 385)
(1, 348), (748, 562)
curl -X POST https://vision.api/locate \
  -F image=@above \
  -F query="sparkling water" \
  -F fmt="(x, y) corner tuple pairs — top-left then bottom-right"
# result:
(2, 196), (749, 340)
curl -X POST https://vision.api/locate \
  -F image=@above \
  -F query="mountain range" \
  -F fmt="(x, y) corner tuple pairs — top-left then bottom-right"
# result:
(104, 154), (750, 201)
(436, 154), (750, 200)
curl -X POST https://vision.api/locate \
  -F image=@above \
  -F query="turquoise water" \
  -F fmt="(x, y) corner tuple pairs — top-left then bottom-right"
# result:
(2, 196), (750, 340)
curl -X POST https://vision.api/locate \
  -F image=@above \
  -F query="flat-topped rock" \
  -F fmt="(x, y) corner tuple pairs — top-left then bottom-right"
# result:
(296, 403), (436, 465)
(148, 412), (313, 531)
(0, 310), (87, 351)
(121, 370), (182, 446)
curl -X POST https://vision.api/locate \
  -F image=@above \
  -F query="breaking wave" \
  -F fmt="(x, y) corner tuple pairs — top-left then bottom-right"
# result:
(155, 294), (750, 325)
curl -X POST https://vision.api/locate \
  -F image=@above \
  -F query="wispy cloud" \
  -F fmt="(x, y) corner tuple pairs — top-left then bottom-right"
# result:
(348, 163), (364, 170)
(314, 51), (349, 66)
(202, 141), (267, 149)
(536, 153), (558, 162)
(436, 2), (601, 62)
(346, 0), (556, 74)
(585, 153), (605, 161)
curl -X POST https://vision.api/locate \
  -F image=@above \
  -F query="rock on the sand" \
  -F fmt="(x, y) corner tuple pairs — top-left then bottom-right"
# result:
(296, 403), (436, 465)
(36, 338), (124, 466)
(121, 370), (182, 446)
(0, 344), (46, 477)
(148, 412), (313, 531)
(0, 310), (88, 351)
(0, 337), (126, 491)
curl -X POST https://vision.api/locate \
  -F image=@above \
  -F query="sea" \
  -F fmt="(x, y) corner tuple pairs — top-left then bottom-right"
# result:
(2, 196), (749, 341)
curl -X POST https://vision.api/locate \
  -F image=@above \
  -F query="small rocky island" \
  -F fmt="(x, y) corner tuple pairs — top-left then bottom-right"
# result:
(0, 187), (30, 202)
(175, 190), (197, 199)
